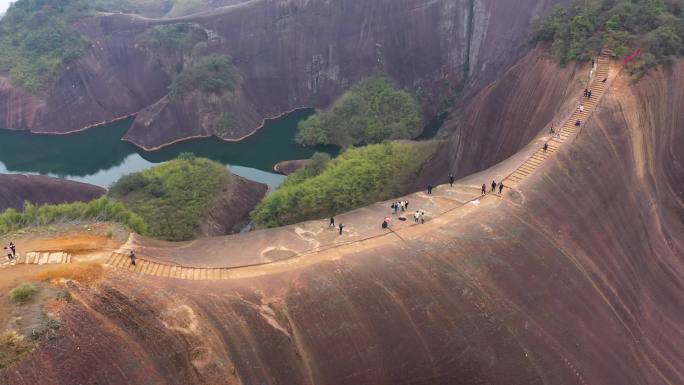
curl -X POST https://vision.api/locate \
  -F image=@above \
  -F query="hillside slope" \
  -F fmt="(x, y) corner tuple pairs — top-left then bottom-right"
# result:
(1, 59), (681, 384)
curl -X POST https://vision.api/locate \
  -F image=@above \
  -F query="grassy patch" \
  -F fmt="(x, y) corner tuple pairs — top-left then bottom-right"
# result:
(109, 155), (231, 240)
(296, 77), (422, 147)
(32, 263), (104, 286)
(0, 197), (148, 236)
(531, 0), (684, 78)
(9, 283), (36, 304)
(251, 141), (435, 228)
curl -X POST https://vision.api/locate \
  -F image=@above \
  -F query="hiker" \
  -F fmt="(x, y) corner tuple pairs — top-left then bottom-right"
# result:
(413, 211), (420, 224)
(584, 88), (589, 97)
(338, 223), (345, 235)
(329, 217), (335, 228)
(427, 184), (433, 195)
(449, 173), (455, 187)
(129, 250), (137, 266)
(400, 201), (406, 212)
(591, 59), (595, 68)
(420, 211), (425, 224)
(587, 89), (592, 99)
(499, 183), (504, 194)
(382, 218), (389, 229)
(575, 119), (581, 127)
(550, 122), (555, 134)
(543, 143), (548, 152)
(4, 247), (13, 261)
(491, 180), (497, 192)
(9, 242), (16, 258)
(404, 200), (409, 210)
(579, 104), (584, 113)
(481, 184), (486, 195)
(392, 202), (399, 214)
(602, 77), (607, 83)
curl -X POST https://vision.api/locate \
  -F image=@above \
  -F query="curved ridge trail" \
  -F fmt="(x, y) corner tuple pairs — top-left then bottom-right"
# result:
(5, 53), (616, 280)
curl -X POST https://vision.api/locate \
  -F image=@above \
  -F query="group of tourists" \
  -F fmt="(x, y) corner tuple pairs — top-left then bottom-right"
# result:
(391, 200), (410, 213)
(4, 242), (16, 261)
(482, 180), (504, 195)
(329, 217), (346, 235)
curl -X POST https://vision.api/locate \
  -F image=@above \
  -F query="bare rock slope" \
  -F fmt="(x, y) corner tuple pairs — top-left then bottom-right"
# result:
(1, 59), (681, 384)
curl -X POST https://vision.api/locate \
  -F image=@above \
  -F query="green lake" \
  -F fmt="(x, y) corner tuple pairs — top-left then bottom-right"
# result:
(0, 109), (337, 188)
(0, 109), (444, 189)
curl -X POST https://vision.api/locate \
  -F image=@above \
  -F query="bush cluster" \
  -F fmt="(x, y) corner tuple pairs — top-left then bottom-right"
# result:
(531, 0), (684, 77)
(0, 197), (147, 235)
(136, 23), (207, 55)
(169, 54), (241, 97)
(9, 283), (36, 304)
(251, 141), (435, 228)
(109, 155), (230, 240)
(296, 77), (422, 147)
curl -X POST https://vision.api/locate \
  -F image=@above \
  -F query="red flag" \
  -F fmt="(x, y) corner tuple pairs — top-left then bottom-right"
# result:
(623, 48), (641, 64)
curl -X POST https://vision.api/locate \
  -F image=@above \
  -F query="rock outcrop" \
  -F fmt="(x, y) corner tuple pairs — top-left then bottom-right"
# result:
(1, 59), (682, 385)
(0, 0), (568, 150)
(0, 174), (105, 212)
(199, 175), (268, 236)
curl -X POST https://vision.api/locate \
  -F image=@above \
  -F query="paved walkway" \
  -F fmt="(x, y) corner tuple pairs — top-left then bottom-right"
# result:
(4, 52), (615, 280)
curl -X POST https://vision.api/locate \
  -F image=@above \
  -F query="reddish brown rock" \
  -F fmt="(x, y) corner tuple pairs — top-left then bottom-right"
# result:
(273, 159), (309, 175)
(0, 174), (105, 212)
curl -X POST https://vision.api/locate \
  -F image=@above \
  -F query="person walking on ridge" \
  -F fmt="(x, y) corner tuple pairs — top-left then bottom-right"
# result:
(491, 181), (497, 193)
(499, 183), (504, 194)
(587, 89), (592, 99)
(543, 143), (548, 152)
(329, 217), (335, 229)
(449, 174), (455, 187)
(9, 242), (16, 258)
(481, 184), (486, 195)
(129, 250), (137, 266)
(338, 223), (345, 235)
(427, 185), (433, 195)
(579, 104), (584, 113)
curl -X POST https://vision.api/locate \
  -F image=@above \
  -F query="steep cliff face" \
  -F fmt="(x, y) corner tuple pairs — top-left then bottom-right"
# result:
(0, 0), (567, 149)
(415, 47), (584, 188)
(2, 61), (682, 385)
(0, 174), (105, 211)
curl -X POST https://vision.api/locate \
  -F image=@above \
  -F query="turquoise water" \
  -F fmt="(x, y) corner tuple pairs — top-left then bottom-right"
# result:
(0, 109), (336, 188)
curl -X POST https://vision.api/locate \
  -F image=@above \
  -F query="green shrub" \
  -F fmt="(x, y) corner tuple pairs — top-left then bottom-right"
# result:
(169, 54), (241, 97)
(136, 23), (207, 64)
(109, 156), (231, 240)
(251, 141), (435, 228)
(531, 0), (684, 78)
(0, 198), (147, 236)
(296, 77), (422, 147)
(9, 283), (36, 304)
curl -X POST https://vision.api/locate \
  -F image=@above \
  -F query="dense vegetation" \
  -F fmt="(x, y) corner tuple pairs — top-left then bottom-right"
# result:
(0, 197), (147, 235)
(109, 155), (230, 240)
(137, 23), (207, 55)
(0, 0), (214, 92)
(532, 0), (684, 77)
(169, 54), (241, 97)
(251, 142), (435, 228)
(296, 77), (422, 147)
(0, 0), (90, 92)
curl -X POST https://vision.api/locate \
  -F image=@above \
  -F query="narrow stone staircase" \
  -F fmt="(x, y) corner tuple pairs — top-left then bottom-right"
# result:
(0, 251), (73, 269)
(505, 52), (611, 185)
(106, 252), (231, 280)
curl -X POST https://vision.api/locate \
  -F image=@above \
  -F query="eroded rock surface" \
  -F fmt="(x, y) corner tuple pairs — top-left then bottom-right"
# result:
(0, 174), (105, 212)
